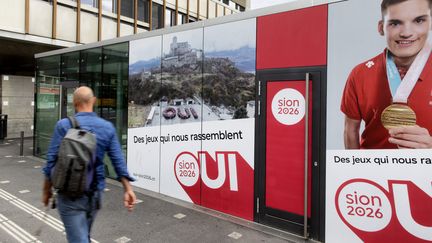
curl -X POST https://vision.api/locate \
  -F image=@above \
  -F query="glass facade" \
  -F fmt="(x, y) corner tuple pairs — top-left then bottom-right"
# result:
(35, 7), (251, 185)
(35, 15), (257, 226)
(34, 43), (129, 179)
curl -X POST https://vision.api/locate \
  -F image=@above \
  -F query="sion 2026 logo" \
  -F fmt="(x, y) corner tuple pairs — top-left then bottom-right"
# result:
(173, 150), (254, 220)
(335, 179), (432, 242)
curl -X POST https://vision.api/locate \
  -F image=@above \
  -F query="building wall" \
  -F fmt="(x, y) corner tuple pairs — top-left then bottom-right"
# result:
(1, 75), (34, 138)
(0, 0), (26, 33)
(0, 0), (241, 46)
(29, 0), (53, 38)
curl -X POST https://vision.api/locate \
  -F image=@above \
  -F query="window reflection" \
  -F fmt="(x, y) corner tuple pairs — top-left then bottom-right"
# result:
(152, 2), (163, 29)
(35, 56), (61, 157)
(81, 0), (98, 8)
(137, 0), (150, 23)
(121, 0), (134, 18)
(34, 43), (129, 180)
(102, 0), (115, 12)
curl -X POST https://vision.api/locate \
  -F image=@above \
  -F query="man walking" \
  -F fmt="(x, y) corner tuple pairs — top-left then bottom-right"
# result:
(341, 0), (432, 149)
(42, 86), (136, 243)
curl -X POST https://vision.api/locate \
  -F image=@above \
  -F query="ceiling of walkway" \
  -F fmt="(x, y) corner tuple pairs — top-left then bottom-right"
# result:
(0, 37), (63, 76)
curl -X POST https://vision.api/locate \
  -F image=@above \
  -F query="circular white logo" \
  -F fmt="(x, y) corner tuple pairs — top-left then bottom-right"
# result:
(174, 152), (199, 187)
(336, 181), (392, 232)
(271, 88), (305, 125)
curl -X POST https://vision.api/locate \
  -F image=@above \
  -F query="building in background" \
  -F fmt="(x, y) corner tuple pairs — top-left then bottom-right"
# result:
(0, 0), (246, 138)
(249, 0), (295, 9)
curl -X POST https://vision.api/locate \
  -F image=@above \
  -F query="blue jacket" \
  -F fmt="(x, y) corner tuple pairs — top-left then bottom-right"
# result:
(42, 112), (134, 191)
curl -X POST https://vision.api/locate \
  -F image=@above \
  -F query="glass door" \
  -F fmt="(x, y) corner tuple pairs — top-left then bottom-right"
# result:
(60, 81), (79, 118)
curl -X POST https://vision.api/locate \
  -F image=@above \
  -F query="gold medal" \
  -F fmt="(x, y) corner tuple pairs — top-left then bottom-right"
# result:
(381, 104), (416, 129)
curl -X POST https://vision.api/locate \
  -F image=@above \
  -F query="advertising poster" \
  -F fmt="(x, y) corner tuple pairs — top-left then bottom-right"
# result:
(128, 36), (162, 192)
(326, 150), (432, 242)
(201, 19), (256, 219)
(327, 0), (432, 242)
(127, 18), (256, 220)
(159, 28), (204, 201)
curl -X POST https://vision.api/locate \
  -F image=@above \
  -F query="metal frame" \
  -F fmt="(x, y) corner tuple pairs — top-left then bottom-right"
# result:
(59, 80), (80, 119)
(52, 0), (58, 39)
(254, 66), (327, 241)
(304, 72), (310, 238)
(76, 0), (81, 43)
(25, 0), (30, 34)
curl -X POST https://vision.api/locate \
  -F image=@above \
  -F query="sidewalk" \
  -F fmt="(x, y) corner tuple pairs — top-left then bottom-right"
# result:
(0, 138), (308, 243)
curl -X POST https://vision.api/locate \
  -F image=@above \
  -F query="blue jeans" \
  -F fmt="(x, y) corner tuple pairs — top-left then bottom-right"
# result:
(57, 191), (102, 243)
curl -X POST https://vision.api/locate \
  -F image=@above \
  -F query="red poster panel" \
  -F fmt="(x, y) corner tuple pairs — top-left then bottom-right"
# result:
(176, 151), (254, 221)
(256, 5), (328, 70)
(199, 151), (254, 221)
(265, 81), (312, 216)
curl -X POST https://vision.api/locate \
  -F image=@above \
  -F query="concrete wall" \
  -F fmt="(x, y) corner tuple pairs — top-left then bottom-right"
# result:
(1, 75), (34, 138)
(0, 0), (25, 33)
(57, 5), (77, 42)
(29, 0), (53, 38)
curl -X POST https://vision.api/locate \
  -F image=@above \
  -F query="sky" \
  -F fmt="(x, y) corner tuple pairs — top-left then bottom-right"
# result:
(250, 0), (297, 9)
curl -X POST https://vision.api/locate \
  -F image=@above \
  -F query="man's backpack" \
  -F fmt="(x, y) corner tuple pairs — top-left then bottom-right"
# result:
(51, 116), (97, 198)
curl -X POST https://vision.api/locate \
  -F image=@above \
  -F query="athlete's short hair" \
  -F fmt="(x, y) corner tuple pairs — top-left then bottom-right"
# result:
(381, 0), (432, 16)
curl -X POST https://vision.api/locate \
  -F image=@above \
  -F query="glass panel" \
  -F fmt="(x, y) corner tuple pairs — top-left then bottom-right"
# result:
(189, 16), (197, 23)
(80, 47), (102, 103)
(101, 42), (129, 178)
(151, 2), (163, 29)
(121, 0), (134, 18)
(137, 0), (149, 22)
(102, 0), (114, 12)
(60, 52), (80, 118)
(61, 52), (80, 82)
(66, 88), (75, 117)
(34, 55), (61, 158)
(81, 0), (98, 8)
(165, 8), (173, 27)
(177, 12), (185, 25)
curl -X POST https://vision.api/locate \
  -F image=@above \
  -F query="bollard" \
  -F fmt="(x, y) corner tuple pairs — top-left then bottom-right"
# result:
(20, 131), (24, 156)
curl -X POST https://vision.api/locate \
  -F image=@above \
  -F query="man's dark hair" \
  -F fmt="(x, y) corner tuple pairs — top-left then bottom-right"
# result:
(381, 0), (432, 15)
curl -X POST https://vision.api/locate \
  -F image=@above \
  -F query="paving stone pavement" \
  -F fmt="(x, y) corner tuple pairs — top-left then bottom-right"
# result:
(0, 138), (310, 243)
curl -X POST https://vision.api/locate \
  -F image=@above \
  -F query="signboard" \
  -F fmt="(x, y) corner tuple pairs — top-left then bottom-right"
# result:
(326, 150), (432, 242)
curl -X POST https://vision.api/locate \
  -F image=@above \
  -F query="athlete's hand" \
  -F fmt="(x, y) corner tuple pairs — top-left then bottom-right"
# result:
(123, 190), (136, 212)
(388, 125), (432, 149)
